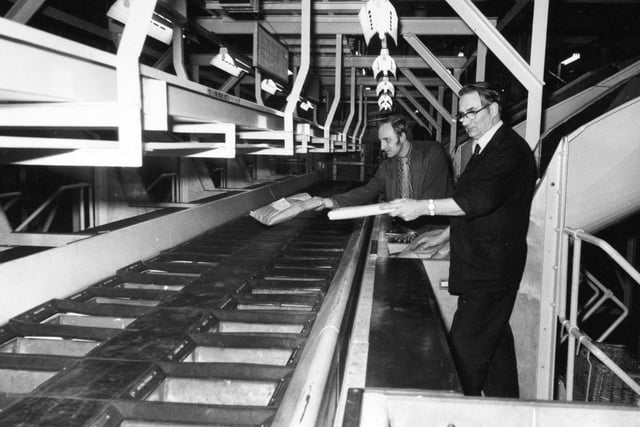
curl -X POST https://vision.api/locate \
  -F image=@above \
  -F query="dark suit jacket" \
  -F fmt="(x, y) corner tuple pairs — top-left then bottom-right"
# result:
(449, 125), (537, 295)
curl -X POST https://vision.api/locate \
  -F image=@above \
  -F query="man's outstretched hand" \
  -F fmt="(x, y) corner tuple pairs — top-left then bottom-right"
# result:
(308, 197), (334, 211)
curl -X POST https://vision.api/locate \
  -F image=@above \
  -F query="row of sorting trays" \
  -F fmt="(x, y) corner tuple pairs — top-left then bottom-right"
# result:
(0, 210), (356, 426)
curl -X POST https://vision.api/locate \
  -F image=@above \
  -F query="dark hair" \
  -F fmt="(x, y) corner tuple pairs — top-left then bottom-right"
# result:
(378, 114), (408, 138)
(459, 82), (502, 113)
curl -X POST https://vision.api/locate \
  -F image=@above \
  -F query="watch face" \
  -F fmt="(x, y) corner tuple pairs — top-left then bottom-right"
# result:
(428, 200), (435, 215)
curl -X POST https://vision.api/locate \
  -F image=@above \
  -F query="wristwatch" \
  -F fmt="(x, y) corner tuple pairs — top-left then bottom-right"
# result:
(427, 199), (436, 216)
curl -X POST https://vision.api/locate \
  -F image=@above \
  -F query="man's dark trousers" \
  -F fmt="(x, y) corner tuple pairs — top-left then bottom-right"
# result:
(448, 287), (520, 397)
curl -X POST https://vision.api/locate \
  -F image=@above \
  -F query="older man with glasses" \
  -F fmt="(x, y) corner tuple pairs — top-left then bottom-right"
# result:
(383, 82), (537, 398)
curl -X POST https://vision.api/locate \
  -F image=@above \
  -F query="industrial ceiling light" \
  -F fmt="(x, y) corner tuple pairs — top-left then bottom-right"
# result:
(107, 0), (173, 44)
(299, 99), (314, 111)
(556, 52), (581, 80)
(261, 79), (283, 95)
(211, 47), (251, 77)
(560, 52), (581, 66)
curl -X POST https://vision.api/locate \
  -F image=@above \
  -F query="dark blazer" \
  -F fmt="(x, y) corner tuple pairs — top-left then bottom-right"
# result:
(449, 124), (537, 294)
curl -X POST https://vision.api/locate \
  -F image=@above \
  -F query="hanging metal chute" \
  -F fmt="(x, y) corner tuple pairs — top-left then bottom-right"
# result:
(372, 48), (397, 78)
(358, 0), (398, 45)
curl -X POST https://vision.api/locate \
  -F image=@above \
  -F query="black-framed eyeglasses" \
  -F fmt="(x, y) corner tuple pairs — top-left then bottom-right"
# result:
(456, 103), (491, 122)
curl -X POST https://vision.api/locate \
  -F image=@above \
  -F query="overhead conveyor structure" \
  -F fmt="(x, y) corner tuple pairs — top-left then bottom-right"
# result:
(0, 0), (509, 167)
(0, 0), (344, 166)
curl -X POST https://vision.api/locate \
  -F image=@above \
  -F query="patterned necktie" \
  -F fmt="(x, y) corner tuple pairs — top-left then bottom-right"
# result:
(399, 156), (411, 198)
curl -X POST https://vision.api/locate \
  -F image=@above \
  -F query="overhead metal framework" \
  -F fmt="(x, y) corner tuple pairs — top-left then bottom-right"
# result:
(0, 0), (545, 169)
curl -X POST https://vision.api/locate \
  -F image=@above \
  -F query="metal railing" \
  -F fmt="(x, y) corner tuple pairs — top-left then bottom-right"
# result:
(560, 227), (640, 401)
(15, 184), (93, 232)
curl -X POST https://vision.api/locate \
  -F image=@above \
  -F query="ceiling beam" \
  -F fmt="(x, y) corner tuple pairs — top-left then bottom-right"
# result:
(189, 53), (467, 69)
(195, 16), (497, 36)
(403, 34), (462, 93)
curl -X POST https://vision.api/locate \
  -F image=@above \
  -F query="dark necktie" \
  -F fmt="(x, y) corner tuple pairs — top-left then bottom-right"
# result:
(464, 143), (481, 172)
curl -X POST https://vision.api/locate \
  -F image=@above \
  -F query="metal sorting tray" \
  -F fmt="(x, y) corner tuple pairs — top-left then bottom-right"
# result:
(135, 364), (291, 407)
(83, 296), (160, 307)
(42, 313), (136, 329)
(89, 275), (188, 294)
(0, 368), (59, 394)
(0, 213), (357, 425)
(9, 299), (151, 338)
(146, 377), (278, 406)
(0, 354), (72, 395)
(116, 282), (185, 292)
(216, 321), (304, 334)
(0, 337), (99, 357)
(246, 278), (328, 295)
(181, 334), (304, 367)
(234, 294), (321, 311)
(207, 310), (315, 336)
(184, 346), (293, 365)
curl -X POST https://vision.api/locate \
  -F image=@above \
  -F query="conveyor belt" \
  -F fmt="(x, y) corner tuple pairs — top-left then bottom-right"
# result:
(0, 211), (363, 426)
(367, 258), (461, 392)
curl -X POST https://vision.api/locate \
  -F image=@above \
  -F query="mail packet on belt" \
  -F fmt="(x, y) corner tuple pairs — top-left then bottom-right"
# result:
(250, 193), (322, 226)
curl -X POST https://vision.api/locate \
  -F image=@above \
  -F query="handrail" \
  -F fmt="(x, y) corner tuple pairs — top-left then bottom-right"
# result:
(561, 226), (640, 401)
(564, 228), (640, 284)
(15, 183), (93, 232)
(559, 316), (640, 398)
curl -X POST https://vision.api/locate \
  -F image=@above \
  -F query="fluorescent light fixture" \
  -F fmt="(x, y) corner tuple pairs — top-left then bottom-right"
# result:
(560, 53), (581, 66)
(261, 79), (283, 95)
(107, 0), (173, 44)
(299, 99), (314, 111)
(211, 47), (251, 77)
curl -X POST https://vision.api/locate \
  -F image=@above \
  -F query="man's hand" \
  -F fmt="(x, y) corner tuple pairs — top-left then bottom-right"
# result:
(381, 198), (425, 222)
(308, 197), (334, 211)
(399, 227), (450, 257)
(404, 229), (445, 251)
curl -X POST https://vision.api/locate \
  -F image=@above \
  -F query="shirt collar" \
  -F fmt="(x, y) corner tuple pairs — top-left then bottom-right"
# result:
(474, 120), (503, 154)
(398, 141), (412, 161)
